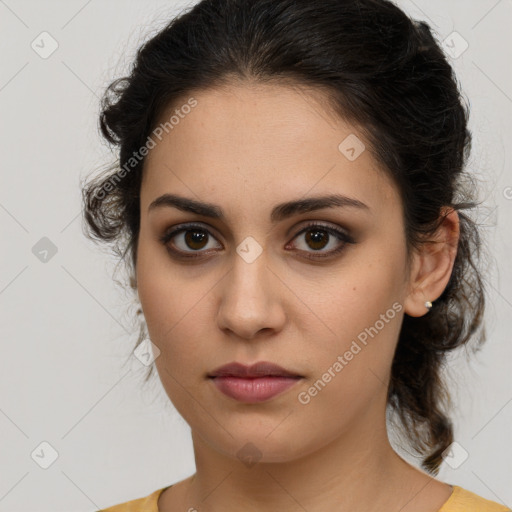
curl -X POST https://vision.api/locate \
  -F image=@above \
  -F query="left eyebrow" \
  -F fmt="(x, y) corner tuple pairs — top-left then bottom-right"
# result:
(270, 194), (370, 221)
(147, 193), (371, 222)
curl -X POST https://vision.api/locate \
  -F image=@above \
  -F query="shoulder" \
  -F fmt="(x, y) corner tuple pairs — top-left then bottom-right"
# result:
(440, 485), (511, 512)
(97, 486), (170, 512)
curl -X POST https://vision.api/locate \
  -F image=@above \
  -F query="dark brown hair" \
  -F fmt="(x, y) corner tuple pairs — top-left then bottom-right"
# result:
(82, 0), (488, 475)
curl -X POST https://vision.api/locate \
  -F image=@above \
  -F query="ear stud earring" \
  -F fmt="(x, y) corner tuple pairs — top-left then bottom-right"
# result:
(419, 290), (434, 313)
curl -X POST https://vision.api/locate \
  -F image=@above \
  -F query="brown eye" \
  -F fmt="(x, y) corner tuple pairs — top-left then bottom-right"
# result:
(183, 229), (209, 250)
(159, 221), (355, 262)
(159, 223), (222, 258)
(287, 222), (355, 260)
(304, 228), (330, 250)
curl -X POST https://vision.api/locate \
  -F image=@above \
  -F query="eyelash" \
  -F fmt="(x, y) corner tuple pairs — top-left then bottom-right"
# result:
(158, 221), (355, 261)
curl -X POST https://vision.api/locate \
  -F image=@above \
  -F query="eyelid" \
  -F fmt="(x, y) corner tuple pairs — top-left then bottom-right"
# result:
(159, 222), (223, 247)
(159, 220), (354, 258)
(286, 221), (355, 256)
(290, 220), (351, 239)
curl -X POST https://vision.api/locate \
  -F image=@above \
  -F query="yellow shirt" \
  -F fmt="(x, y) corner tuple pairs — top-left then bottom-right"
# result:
(97, 484), (511, 511)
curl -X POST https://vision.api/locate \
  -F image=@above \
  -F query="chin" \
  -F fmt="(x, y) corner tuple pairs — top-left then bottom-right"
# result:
(198, 425), (319, 465)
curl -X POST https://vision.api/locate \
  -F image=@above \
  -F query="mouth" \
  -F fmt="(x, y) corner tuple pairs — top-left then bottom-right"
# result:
(207, 360), (303, 379)
(209, 375), (303, 403)
(207, 361), (304, 403)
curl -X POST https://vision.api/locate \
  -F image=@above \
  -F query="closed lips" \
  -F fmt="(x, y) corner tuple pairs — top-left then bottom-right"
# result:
(207, 361), (303, 379)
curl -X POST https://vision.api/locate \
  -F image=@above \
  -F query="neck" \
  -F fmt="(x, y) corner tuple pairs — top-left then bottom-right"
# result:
(179, 398), (434, 512)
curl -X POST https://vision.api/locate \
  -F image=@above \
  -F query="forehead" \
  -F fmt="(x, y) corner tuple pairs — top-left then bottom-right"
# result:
(141, 82), (400, 220)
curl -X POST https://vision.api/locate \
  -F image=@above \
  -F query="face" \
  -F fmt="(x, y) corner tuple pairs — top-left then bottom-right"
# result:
(136, 82), (411, 463)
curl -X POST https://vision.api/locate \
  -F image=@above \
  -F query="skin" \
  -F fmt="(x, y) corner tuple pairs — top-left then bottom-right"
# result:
(135, 81), (460, 512)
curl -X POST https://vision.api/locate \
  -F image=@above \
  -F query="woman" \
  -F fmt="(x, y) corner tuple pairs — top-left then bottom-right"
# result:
(83, 0), (510, 510)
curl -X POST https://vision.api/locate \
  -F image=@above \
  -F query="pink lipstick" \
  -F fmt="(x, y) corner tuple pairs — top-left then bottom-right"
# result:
(208, 361), (303, 403)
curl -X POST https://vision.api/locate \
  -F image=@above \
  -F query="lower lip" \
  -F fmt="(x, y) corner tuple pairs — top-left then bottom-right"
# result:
(210, 376), (302, 403)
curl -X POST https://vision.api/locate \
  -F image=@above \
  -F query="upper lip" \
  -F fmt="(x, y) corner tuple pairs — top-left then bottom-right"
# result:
(208, 361), (303, 378)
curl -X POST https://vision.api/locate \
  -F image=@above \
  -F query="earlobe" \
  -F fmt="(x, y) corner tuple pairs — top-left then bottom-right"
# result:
(403, 207), (460, 318)
(403, 287), (435, 318)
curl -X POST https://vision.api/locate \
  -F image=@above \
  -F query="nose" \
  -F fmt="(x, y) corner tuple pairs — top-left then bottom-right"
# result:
(216, 249), (287, 340)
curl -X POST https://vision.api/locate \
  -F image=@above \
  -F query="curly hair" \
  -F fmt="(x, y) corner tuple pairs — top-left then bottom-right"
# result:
(82, 0), (488, 475)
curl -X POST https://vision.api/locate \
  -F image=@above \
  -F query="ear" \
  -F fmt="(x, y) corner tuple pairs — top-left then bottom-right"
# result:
(403, 207), (460, 318)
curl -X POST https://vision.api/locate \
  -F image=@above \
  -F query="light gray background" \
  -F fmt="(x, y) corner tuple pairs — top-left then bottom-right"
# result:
(0, 1), (511, 511)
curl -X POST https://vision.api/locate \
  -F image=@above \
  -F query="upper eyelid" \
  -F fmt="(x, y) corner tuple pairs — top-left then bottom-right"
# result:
(164, 222), (222, 242)
(163, 221), (349, 246)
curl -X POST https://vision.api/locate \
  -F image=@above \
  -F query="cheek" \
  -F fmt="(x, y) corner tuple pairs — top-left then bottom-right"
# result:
(297, 247), (405, 398)
(305, 255), (402, 342)
(136, 230), (191, 334)
(292, 283), (403, 443)
(136, 237), (217, 370)
(137, 256), (210, 414)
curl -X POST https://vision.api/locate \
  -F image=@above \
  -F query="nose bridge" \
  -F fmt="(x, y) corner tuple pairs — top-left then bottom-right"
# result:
(216, 240), (285, 338)
(232, 242), (269, 299)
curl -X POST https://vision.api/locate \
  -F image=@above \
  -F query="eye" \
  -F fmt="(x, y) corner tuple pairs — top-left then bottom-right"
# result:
(159, 223), (222, 259)
(159, 221), (355, 261)
(286, 221), (355, 260)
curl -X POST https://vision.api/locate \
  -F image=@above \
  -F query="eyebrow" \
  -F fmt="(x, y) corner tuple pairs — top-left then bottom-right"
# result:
(148, 193), (370, 222)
